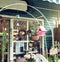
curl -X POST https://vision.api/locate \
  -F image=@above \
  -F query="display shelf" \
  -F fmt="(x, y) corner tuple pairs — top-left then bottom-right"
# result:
(13, 29), (19, 32)
(13, 52), (24, 54)
(13, 40), (29, 43)
(10, 18), (44, 62)
(10, 19), (29, 62)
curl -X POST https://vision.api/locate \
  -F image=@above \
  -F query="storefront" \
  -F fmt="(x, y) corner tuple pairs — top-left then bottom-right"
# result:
(1, 0), (60, 62)
(0, 15), (46, 62)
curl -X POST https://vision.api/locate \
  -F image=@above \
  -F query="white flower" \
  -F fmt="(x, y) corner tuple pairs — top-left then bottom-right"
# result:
(30, 54), (35, 59)
(24, 54), (30, 59)
(24, 53), (36, 59)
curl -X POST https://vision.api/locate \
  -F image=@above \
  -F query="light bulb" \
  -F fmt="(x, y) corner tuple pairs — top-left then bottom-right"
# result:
(16, 23), (19, 26)
(3, 27), (7, 31)
(16, 15), (20, 18)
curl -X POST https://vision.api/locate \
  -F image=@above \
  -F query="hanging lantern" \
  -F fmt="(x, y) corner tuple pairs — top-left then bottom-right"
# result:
(16, 14), (20, 19)
(16, 14), (20, 26)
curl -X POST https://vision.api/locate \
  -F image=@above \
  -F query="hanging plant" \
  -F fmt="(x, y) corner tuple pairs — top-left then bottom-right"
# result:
(2, 32), (7, 62)
(27, 21), (40, 41)
(28, 20), (46, 41)
(30, 21), (39, 35)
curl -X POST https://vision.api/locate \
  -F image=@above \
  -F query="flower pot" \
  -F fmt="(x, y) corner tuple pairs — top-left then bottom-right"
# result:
(31, 35), (39, 41)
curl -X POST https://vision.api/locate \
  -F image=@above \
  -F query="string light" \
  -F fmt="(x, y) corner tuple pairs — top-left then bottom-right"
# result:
(4, 27), (7, 31)
(16, 22), (19, 26)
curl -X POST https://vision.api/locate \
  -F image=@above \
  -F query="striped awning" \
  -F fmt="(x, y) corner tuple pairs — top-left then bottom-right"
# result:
(43, 0), (60, 4)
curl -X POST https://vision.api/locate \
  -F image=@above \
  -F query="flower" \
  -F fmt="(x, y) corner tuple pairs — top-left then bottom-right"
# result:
(24, 53), (36, 62)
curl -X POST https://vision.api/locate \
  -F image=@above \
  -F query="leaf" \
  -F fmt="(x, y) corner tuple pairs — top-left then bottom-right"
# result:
(2, 32), (7, 54)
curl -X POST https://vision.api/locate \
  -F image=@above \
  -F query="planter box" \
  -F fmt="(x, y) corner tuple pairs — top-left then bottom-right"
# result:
(31, 35), (39, 41)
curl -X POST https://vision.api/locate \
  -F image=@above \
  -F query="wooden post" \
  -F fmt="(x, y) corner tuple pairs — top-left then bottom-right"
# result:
(27, 21), (29, 50)
(10, 19), (14, 62)
(42, 36), (45, 55)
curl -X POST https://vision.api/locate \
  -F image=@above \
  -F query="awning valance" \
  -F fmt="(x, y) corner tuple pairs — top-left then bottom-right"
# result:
(0, 0), (27, 11)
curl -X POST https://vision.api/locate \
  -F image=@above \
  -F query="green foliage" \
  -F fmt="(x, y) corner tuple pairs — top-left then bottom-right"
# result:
(27, 58), (35, 62)
(30, 21), (40, 35)
(48, 55), (58, 62)
(2, 32), (7, 54)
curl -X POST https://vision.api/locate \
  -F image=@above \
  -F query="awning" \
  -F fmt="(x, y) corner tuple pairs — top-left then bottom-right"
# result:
(43, 0), (60, 4)
(0, 0), (27, 11)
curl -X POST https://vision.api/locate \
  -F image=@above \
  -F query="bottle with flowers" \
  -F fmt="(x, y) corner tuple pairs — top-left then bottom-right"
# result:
(24, 53), (36, 62)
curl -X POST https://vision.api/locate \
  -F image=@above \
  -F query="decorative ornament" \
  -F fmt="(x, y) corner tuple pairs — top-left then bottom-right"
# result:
(37, 26), (46, 36)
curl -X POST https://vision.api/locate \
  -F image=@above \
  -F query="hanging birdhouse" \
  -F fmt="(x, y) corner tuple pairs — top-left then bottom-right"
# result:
(37, 26), (46, 36)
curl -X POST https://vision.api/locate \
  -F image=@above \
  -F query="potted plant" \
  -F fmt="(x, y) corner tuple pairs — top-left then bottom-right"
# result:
(28, 21), (46, 41)
(28, 21), (40, 41)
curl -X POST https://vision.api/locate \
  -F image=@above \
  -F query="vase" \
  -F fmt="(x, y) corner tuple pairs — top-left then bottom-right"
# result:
(31, 35), (39, 41)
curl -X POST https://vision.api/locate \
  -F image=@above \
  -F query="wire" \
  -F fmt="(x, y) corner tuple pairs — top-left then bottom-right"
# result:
(36, 7), (60, 12)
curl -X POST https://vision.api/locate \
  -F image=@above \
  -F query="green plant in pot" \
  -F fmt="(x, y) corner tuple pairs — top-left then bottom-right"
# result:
(28, 21), (40, 41)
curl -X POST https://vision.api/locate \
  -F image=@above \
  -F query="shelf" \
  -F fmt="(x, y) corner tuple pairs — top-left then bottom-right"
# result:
(13, 29), (18, 32)
(5, 52), (24, 54)
(13, 40), (29, 43)
(13, 52), (24, 54)
(4, 52), (8, 54)
(4, 51), (24, 55)
(4, 52), (23, 55)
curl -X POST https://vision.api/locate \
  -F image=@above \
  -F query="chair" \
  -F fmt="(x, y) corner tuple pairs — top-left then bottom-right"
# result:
(35, 54), (48, 62)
